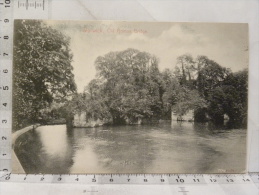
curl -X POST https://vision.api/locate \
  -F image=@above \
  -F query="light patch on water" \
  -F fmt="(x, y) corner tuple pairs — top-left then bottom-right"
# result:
(69, 141), (107, 173)
(36, 125), (69, 159)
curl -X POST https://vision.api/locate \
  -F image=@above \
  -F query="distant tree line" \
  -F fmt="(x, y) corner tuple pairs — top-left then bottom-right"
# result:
(68, 49), (248, 126)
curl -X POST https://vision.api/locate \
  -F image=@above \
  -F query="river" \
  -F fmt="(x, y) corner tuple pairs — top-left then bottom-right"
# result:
(14, 121), (246, 174)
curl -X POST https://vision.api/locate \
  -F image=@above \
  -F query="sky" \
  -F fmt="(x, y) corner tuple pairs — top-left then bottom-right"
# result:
(46, 21), (248, 93)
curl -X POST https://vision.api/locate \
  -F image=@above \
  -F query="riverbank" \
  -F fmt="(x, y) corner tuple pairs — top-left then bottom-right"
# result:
(12, 124), (40, 173)
(12, 124), (40, 147)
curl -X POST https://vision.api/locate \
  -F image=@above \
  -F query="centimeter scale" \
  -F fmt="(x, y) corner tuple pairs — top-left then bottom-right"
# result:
(0, 173), (258, 185)
(0, 0), (258, 193)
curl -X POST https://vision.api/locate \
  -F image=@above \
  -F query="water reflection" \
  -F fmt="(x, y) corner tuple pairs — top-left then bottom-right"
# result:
(38, 126), (69, 158)
(14, 122), (246, 174)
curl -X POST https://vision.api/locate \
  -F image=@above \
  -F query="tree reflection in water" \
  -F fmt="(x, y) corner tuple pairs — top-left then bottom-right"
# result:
(15, 122), (246, 174)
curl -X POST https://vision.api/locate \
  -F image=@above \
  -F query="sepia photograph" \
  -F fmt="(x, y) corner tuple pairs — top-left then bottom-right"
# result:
(12, 20), (248, 174)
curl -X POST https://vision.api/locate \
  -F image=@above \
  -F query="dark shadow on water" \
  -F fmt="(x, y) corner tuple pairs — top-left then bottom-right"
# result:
(14, 122), (247, 174)
(15, 125), (75, 174)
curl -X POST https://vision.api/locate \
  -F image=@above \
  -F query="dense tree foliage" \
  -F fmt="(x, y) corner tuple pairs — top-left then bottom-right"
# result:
(72, 50), (247, 126)
(174, 54), (196, 87)
(94, 48), (163, 123)
(13, 20), (77, 130)
(174, 54), (247, 125)
(195, 56), (231, 98)
(13, 22), (247, 129)
(206, 69), (248, 124)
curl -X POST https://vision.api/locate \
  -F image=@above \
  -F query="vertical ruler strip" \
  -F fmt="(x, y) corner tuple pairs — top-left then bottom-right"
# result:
(0, 0), (49, 175)
(0, 0), (14, 173)
(0, 2), (258, 193)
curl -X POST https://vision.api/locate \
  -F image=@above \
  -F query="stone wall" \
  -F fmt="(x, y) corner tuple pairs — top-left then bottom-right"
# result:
(171, 109), (194, 122)
(12, 124), (40, 173)
(73, 112), (106, 128)
(125, 116), (142, 125)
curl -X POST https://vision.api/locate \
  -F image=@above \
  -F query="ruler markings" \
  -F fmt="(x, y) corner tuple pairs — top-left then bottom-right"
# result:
(0, 1), (258, 191)
(0, 173), (257, 185)
(0, 0), (13, 173)
(14, 0), (44, 10)
(1, 0), (49, 173)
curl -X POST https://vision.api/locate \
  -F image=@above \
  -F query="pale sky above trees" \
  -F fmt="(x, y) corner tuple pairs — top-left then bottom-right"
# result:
(46, 21), (248, 92)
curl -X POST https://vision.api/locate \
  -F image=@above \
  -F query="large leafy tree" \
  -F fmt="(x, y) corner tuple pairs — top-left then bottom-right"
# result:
(13, 20), (77, 130)
(207, 69), (248, 124)
(171, 54), (248, 124)
(195, 56), (231, 97)
(174, 54), (196, 87)
(94, 48), (162, 123)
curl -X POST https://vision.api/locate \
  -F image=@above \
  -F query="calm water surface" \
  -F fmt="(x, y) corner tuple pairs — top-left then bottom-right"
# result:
(14, 121), (246, 174)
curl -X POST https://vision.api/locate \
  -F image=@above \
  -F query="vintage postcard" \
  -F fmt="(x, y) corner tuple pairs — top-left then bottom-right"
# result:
(12, 20), (248, 174)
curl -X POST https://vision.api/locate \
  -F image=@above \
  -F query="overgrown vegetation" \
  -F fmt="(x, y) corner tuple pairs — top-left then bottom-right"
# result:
(13, 21), (248, 130)
(13, 20), (76, 130)
(70, 50), (248, 126)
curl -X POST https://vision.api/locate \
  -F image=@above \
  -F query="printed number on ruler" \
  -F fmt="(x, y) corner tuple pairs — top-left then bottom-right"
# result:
(0, 174), (256, 185)
(0, 0), (13, 174)
(0, 0), (13, 128)
(0, 0), (11, 8)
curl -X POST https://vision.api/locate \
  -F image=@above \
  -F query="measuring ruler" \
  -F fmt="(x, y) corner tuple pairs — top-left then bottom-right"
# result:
(0, 1), (258, 193)
(0, 0), (48, 173)
(0, 0), (13, 173)
(0, 173), (258, 185)
(0, 173), (258, 195)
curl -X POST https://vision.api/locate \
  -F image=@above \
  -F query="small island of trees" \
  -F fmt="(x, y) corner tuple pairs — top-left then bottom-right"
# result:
(13, 20), (248, 131)
(67, 49), (248, 127)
